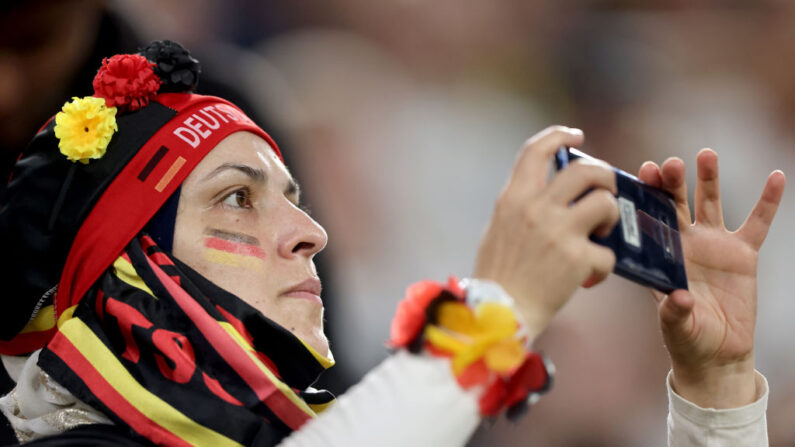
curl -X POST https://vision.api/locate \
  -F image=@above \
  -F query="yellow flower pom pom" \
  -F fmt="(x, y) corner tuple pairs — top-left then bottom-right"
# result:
(426, 301), (525, 375)
(54, 96), (118, 164)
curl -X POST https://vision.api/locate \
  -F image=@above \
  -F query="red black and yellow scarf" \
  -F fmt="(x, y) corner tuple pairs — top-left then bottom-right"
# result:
(38, 235), (334, 446)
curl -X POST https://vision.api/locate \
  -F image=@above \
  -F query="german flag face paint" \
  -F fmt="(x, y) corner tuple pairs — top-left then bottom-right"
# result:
(202, 229), (266, 271)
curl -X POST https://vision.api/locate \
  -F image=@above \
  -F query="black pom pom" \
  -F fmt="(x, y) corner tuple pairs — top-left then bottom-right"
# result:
(139, 40), (201, 93)
(506, 398), (529, 421)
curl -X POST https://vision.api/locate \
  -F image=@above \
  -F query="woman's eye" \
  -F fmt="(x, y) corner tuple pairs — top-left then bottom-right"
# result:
(221, 189), (252, 209)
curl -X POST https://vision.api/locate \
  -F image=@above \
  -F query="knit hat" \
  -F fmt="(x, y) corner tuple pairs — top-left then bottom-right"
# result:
(0, 40), (280, 354)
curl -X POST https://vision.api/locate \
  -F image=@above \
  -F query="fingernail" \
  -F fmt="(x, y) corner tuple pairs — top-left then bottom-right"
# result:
(568, 128), (583, 135)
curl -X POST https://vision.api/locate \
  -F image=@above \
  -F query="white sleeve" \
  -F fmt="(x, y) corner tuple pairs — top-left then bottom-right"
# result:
(278, 351), (481, 447)
(667, 370), (768, 447)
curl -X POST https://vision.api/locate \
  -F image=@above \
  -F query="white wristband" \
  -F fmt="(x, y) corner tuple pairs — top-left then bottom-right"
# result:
(459, 278), (514, 308)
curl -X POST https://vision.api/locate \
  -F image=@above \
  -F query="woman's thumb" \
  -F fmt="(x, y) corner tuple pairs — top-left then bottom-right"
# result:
(659, 290), (695, 336)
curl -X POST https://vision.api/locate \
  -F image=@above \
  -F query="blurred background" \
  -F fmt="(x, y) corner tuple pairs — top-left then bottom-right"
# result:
(3, 0), (795, 445)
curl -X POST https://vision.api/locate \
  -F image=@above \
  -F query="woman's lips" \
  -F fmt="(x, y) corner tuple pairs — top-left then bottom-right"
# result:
(282, 278), (322, 303)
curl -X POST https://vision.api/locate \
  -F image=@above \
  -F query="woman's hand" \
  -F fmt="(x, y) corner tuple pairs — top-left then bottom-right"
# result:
(474, 126), (620, 340)
(638, 149), (786, 409)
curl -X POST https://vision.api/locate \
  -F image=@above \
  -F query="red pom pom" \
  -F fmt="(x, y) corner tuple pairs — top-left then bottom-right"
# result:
(389, 280), (444, 347)
(457, 358), (490, 389)
(92, 54), (161, 112)
(446, 275), (465, 299)
(478, 378), (507, 416)
(504, 352), (549, 408)
(424, 341), (454, 359)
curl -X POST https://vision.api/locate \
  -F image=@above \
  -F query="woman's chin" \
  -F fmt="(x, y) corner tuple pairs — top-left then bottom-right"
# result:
(298, 328), (330, 358)
(275, 302), (328, 356)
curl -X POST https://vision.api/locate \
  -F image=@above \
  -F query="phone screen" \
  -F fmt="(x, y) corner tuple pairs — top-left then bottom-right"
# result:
(555, 147), (688, 293)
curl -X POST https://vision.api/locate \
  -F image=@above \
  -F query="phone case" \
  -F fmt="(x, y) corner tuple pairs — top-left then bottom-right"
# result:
(555, 147), (688, 293)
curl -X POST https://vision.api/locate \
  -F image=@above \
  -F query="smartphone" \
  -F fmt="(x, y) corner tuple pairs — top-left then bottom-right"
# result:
(555, 147), (688, 293)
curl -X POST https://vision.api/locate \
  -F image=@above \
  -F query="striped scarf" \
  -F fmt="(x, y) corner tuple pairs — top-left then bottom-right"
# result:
(38, 235), (334, 446)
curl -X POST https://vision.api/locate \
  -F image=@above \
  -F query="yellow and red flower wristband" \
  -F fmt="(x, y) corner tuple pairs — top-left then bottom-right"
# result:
(390, 277), (554, 419)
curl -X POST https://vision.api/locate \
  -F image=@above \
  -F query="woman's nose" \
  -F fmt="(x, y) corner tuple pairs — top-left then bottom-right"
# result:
(276, 203), (328, 259)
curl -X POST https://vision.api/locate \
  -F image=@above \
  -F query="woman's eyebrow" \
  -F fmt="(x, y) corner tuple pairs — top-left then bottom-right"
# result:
(203, 163), (266, 183)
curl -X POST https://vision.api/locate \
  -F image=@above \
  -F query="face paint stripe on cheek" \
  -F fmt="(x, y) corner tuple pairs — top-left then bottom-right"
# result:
(202, 248), (265, 271)
(206, 229), (259, 245)
(204, 237), (265, 259)
(201, 229), (265, 271)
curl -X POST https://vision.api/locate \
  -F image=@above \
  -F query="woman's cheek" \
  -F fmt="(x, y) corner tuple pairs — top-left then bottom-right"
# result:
(202, 249), (265, 273)
(201, 228), (266, 273)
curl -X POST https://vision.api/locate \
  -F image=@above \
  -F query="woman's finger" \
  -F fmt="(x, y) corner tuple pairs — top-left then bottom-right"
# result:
(506, 126), (585, 198)
(694, 149), (724, 227)
(660, 157), (693, 231)
(638, 161), (663, 188)
(582, 244), (616, 289)
(581, 272), (605, 288)
(568, 188), (620, 236)
(737, 170), (786, 250)
(658, 289), (695, 339)
(546, 159), (617, 204)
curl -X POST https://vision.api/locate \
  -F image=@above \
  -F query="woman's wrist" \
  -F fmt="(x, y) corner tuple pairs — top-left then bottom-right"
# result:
(671, 357), (757, 409)
(513, 301), (554, 342)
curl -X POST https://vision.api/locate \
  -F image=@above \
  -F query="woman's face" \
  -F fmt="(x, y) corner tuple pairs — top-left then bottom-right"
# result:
(173, 131), (329, 356)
